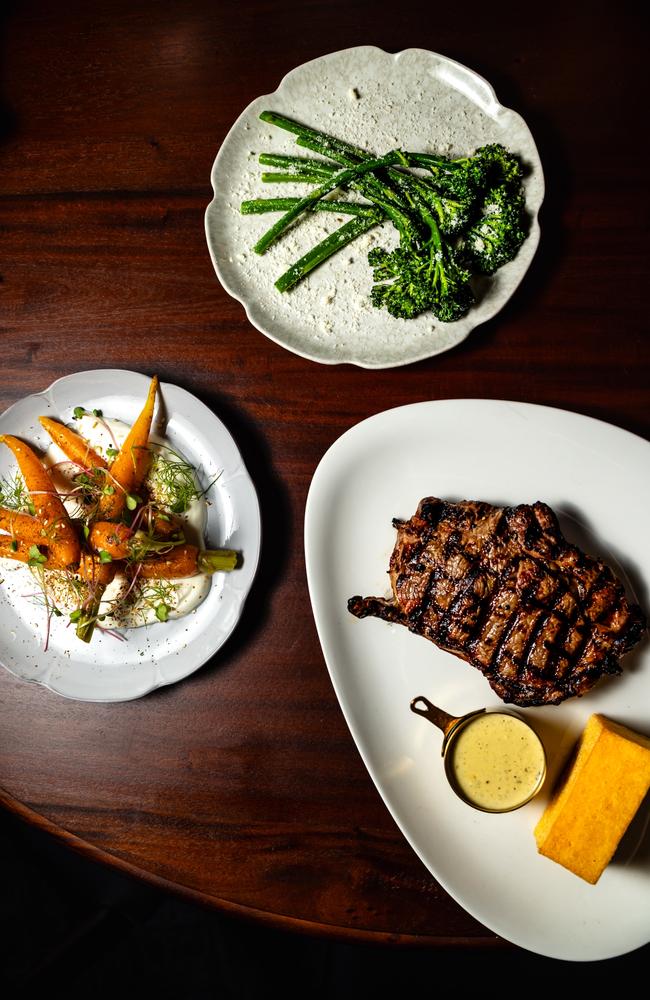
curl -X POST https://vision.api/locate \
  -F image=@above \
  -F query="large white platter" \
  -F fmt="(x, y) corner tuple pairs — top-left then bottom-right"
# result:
(206, 46), (544, 369)
(0, 370), (261, 702)
(305, 399), (650, 959)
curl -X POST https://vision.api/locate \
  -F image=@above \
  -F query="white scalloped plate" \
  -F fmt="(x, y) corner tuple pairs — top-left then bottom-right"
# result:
(205, 46), (544, 368)
(305, 399), (650, 959)
(0, 370), (261, 702)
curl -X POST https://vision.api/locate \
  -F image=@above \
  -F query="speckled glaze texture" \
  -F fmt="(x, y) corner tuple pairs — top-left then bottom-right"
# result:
(0, 371), (261, 702)
(206, 46), (545, 368)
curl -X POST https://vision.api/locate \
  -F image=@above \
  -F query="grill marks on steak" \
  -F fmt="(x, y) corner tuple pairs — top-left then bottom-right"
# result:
(347, 499), (646, 707)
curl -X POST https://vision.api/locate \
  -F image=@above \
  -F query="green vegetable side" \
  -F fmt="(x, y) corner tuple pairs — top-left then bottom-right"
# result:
(240, 111), (528, 323)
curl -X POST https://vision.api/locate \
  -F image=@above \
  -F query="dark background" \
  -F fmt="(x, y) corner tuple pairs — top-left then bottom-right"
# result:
(2, 807), (649, 994)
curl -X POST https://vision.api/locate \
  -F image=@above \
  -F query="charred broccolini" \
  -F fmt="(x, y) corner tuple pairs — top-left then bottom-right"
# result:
(241, 112), (528, 322)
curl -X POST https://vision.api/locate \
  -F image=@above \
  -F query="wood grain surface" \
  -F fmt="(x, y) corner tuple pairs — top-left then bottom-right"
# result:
(1, 0), (648, 949)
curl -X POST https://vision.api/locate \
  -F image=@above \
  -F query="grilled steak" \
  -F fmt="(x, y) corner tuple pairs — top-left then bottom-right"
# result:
(348, 498), (646, 707)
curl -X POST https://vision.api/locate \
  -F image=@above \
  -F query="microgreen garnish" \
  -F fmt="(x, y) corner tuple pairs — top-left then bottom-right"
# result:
(73, 405), (103, 420)
(20, 560), (74, 651)
(147, 446), (218, 514)
(0, 384), (233, 649)
(27, 545), (47, 567)
(0, 473), (34, 514)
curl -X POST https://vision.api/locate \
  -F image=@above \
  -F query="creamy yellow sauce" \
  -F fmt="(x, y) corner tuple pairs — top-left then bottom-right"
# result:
(449, 713), (545, 811)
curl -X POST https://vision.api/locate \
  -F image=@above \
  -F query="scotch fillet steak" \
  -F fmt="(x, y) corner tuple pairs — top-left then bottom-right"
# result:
(348, 499), (646, 707)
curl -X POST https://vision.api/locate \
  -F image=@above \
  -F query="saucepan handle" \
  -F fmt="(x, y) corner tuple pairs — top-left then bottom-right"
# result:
(410, 696), (459, 737)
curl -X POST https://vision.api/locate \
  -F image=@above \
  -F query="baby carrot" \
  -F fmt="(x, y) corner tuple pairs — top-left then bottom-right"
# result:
(0, 533), (117, 576)
(0, 507), (48, 546)
(88, 521), (133, 559)
(0, 537), (45, 565)
(0, 435), (80, 569)
(77, 551), (117, 588)
(143, 510), (183, 539)
(98, 374), (158, 521)
(136, 543), (237, 578)
(89, 519), (185, 561)
(0, 536), (74, 570)
(38, 416), (108, 473)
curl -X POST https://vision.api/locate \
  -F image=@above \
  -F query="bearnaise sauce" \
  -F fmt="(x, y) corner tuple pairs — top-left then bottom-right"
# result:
(449, 712), (545, 811)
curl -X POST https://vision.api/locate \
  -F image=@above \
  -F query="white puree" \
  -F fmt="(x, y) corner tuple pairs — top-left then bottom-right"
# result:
(43, 414), (211, 628)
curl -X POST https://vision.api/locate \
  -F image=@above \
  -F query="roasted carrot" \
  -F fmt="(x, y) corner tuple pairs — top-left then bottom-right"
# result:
(98, 374), (158, 521)
(0, 507), (48, 546)
(136, 543), (237, 578)
(77, 551), (117, 588)
(0, 538), (45, 565)
(0, 534), (119, 580)
(142, 509), (183, 539)
(38, 416), (108, 473)
(88, 521), (133, 559)
(0, 435), (80, 568)
(89, 519), (185, 561)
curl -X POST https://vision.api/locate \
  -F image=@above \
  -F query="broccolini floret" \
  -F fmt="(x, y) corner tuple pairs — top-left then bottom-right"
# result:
(462, 184), (527, 275)
(405, 151), (489, 199)
(410, 182), (474, 237)
(243, 111), (531, 324)
(367, 162), (474, 322)
(369, 242), (474, 322)
(474, 143), (524, 187)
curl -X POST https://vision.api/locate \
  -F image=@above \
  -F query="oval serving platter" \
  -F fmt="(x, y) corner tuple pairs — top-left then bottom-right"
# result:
(305, 399), (650, 959)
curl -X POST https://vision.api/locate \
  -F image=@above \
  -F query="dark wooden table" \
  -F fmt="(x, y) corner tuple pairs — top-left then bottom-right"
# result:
(1, 0), (648, 952)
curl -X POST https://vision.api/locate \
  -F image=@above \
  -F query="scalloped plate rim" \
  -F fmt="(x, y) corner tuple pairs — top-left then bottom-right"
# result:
(205, 45), (545, 368)
(0, 369), (261, 702)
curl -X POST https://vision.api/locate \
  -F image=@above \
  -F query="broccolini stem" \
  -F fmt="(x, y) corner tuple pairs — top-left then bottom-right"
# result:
(384, 169), (443, 247)
(258, 113), (417, 223)
(406, 151), (470, 169)
(259, 154), (336, 185)
(275, 210), (384, 292)
(253, 151), (404, 255)
(261, 171), (336, 184)
(259, 110), (368, 164)
(258, 152), (338, 174)
(291, 129), (422, 222)
(241, 197), (380, 216)
(258, 114), (454, 222)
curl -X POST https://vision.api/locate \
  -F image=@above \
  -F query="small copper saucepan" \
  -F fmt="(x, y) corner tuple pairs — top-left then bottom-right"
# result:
(410, 695), (546, 814)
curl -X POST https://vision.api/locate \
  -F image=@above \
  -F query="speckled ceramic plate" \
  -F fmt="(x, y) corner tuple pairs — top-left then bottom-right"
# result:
(205, 46), (544, 368)
(0, 370), (261, 702)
